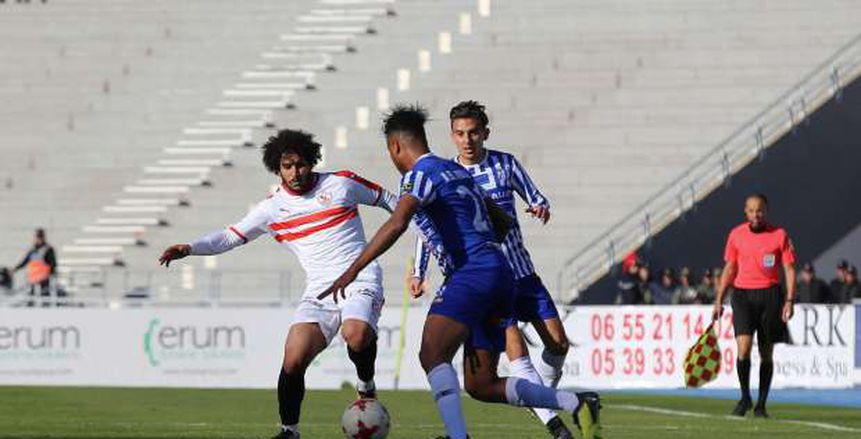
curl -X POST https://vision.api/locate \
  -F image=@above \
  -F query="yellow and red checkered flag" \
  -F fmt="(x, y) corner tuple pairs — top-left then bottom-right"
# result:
(683, 322), (721, 388)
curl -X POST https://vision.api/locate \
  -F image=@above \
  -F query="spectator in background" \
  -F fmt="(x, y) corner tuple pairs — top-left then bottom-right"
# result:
(796, 263), (830, 303)
(649, 268), (678, 305)
(835, 265), (859, 303)
(712, 267), (723, 287)
(674, 267), (700, 304)
(829, 260), (848, 298)
(0, 267), (12, 295)
(637, 262), (653, 303)
(696, 269), (717, 304)
(13, 228), (56, 306)
(615, 258), (644, 304)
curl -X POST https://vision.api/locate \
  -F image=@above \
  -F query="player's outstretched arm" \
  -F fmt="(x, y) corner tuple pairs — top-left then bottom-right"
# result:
(319, 195), (421, 302)
(159, 244), (191, 267)
(377, 188), (399, 213)
(509, 154), (551, 224)
(158, 202), (268, 268)
(337, 170), (399, 213)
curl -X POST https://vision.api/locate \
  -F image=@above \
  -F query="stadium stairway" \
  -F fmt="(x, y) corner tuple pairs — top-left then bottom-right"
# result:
(1, 0), (860, 305)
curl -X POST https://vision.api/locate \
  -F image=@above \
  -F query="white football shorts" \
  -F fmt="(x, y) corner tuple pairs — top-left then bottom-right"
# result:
(290, 285), (384, 344)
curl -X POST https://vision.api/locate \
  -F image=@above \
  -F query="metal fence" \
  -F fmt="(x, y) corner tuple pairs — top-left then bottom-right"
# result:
(3, 268), (301, 308)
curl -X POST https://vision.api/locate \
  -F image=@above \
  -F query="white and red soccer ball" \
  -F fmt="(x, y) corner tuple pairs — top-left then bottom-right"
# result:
(341, 398), (391, 439)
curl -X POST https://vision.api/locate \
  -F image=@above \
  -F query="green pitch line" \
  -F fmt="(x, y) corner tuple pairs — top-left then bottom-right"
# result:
(0, 387), (858, 438)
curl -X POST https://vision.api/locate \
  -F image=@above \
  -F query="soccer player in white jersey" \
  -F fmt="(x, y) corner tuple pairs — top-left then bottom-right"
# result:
(411, 101), (574, 438)
(158, 130), (397, 439)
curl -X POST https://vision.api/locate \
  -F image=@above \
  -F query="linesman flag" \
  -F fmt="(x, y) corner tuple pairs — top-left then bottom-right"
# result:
(683, 322), (721, 387)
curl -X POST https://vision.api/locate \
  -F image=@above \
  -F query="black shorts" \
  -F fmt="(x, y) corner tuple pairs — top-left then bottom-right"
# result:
(730, 285), (789, 344)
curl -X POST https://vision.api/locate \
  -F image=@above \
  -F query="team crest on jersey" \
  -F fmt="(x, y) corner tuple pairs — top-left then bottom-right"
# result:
(401, 181), (414, 194)
(762, 254), (776, 268)
(316, 191), (333, 206)
(494, 165), (507, 185)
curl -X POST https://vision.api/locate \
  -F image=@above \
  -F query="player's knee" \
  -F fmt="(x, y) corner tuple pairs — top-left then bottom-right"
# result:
(736, 337), (753, 359)
(342, 324), (373, 352)
(418, 349), (435, 373)
(419, 347), (445, 373)
(281, 357), (308, 376)
(545, 335), (569, 356)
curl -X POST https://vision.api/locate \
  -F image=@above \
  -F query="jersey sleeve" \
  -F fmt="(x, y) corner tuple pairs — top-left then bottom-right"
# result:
(723, 230), (738, 263)
(412, 234), (430, 279)
(334, 170), (397, 211)
(377, 189), (399, 212)
(507, 154), (549, 208)
(190, 200), (269, 255)
(781, 232), (797, 265)
(399, 168), (436, 206)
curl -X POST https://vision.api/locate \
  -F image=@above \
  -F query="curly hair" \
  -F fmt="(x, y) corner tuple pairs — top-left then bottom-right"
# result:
(261, 129), (323, 174)
(449, 100), (489, 128)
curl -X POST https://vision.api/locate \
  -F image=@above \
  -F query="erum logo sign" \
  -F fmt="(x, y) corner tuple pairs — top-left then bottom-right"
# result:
(143, 318), (246, 367)
(0, 325), (81, 360)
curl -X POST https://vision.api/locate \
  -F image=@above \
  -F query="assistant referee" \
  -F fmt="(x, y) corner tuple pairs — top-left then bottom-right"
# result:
(712, 194), (796, 418)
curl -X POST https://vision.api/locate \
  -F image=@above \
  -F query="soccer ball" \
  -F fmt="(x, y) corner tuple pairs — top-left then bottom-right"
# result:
(341, 398), (391, 439)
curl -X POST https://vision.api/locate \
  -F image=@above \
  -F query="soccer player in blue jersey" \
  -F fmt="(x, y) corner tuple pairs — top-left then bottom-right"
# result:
(320, 105), (601, 439)
(411, 100), (573, 438)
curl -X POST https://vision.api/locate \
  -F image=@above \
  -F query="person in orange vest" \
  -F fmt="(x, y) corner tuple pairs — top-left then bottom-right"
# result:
(13, 228), (56, 306)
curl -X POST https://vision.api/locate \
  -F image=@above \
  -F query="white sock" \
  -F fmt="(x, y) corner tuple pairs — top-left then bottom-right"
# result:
(427, 363), (468, 439)
(281, 423), (298, 434)
(537, 349), (566, 389)
(357, 379), (375, 393)
(505, 376), (579, 412)
(509, 356), (558, 424)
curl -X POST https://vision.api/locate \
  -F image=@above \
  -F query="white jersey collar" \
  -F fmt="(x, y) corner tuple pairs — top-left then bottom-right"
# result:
(415, 152), (434, 164)
(454, 148), (488, 167)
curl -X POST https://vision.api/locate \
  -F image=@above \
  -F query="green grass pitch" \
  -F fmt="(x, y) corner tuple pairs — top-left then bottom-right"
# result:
(0, 386), (858, 438)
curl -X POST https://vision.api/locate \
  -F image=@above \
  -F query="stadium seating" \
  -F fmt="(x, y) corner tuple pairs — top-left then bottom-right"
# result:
(2, 0), (860, 305)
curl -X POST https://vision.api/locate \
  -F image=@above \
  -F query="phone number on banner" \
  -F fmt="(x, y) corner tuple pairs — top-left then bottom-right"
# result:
(567, 306), (739, 387)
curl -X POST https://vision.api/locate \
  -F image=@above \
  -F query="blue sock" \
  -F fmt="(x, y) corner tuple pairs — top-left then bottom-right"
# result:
(427, 363), (468, 439)
(505, 376), (579, 412)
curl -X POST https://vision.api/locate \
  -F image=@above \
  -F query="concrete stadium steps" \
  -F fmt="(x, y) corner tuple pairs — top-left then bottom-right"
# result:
(292, 0), (861, 299)
(0, 0), (316, 264)
(3, 0), (860, 303)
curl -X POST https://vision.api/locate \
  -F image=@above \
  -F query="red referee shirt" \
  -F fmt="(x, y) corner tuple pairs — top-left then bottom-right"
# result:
(724, 222), (796, 290)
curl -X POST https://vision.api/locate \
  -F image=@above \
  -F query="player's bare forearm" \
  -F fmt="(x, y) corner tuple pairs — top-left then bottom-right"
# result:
(782, 263), (797, 322)
(716, 262), (737, 302)
(354, 216), (410, 276)
(318, 196), (419, 300)
(783, 264), (796, 302)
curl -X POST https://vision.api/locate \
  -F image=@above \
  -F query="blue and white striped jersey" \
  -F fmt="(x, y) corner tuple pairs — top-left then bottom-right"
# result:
(413, 148), (549, 280)
(402, 153), (501, 278)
